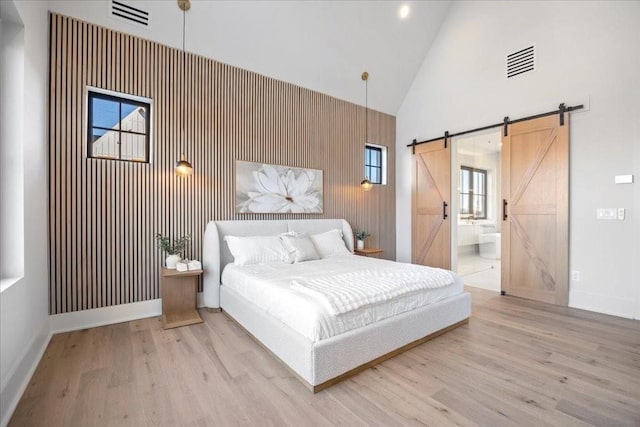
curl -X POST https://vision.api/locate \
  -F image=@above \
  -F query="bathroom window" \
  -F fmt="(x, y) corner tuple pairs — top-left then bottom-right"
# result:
(460, 166), (487, 219)
(87, 89), (151, 162)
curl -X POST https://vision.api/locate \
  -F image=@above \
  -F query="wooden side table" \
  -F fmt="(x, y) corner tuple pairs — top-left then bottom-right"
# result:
(354, 248), (383, 258)
(161, 267), (204, 329)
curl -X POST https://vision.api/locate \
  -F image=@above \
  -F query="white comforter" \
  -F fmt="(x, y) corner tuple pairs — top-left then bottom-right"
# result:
(221, 255), (464, 342)
(291, 264), (454, 315)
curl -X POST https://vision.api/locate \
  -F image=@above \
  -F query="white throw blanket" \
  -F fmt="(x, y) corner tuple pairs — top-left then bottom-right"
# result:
(291, 264), (455, 315)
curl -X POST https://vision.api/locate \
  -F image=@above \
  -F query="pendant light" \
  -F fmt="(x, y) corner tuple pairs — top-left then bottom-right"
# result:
(175, 0), (193, 176)
(360, 71), (372, 191)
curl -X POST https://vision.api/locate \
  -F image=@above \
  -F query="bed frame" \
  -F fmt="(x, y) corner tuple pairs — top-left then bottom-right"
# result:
(203, 219), (471, 392)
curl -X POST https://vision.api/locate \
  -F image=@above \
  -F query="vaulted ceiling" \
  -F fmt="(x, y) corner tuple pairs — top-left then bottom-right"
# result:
(49, 0), (452, 115)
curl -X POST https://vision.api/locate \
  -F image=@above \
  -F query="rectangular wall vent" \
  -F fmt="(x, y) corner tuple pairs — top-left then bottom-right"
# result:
(506, 45), (535, 79)
(110, 0), (150, 27)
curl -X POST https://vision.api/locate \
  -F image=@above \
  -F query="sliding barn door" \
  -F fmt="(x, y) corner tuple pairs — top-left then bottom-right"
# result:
(412, 140), (451, 269)
(501, 114), (568, 305)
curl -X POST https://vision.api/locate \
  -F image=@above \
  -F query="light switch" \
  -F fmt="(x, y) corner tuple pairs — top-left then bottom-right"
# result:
(597, 208), (617, 220)
(618, 208), (625, 220)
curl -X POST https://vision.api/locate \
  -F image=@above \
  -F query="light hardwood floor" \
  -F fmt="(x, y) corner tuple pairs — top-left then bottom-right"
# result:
(10, 287), (640, 426)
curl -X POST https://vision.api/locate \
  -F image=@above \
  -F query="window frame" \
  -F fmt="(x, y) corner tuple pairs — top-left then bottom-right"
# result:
(459, 165), (488, 220)
(86, 88), (152, 163)
(364, 143), (387, 186)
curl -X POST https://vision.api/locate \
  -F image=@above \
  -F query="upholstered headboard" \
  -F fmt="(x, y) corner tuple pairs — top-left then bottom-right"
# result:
(202, 219), (354, 308)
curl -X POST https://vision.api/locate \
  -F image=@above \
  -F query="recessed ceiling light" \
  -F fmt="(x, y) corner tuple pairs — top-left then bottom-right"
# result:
(399, 4), (410, 19)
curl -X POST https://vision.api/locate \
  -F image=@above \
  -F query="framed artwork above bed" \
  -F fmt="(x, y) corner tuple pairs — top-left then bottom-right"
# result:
(235, 160), (323, 214)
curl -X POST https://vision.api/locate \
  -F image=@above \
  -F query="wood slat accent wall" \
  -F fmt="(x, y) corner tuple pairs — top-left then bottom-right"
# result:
(48, 13), (396, 314)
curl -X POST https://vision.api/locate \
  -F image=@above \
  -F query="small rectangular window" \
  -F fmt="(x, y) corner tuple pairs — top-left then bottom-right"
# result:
(460, 166), (487, 219)
(87, 89), (151, 162)
(364, 144), (387, 185)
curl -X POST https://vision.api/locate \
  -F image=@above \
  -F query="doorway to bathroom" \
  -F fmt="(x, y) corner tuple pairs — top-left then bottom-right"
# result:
(411, 107), (570, 305)
(451, 129), (502, 292)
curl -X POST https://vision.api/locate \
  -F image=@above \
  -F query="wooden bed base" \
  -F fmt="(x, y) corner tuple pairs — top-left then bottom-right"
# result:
(312, 318), (469, 392)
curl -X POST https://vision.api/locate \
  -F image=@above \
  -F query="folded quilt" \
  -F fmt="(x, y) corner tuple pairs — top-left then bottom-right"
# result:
(291, 264), (455, 315)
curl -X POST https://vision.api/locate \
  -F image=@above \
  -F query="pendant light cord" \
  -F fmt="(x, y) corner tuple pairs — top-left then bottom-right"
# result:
(365, 77), (368, 145)
(360, 72), (372, 190)
(175, 1), (193, 176)
(181, 7), (186, 159)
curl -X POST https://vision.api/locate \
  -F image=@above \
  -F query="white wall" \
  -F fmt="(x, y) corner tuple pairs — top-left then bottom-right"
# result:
(396, 1), (640, 319)
(47, 0), (451, 116)
(0, 0), (51, 424)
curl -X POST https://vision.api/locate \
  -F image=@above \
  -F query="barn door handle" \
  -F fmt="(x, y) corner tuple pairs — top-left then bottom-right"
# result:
(503, 199), (508, 221)
(443, 201), (448, 220)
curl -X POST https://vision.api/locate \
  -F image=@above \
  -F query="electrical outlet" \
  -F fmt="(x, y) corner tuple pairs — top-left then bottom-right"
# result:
(618, 208), (625, 220)
(571, 270), (580, 282)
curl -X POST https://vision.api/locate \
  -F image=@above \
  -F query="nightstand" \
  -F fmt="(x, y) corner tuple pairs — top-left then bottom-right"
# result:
(161, 267), (204, 329)
(354, 248), (383, 258)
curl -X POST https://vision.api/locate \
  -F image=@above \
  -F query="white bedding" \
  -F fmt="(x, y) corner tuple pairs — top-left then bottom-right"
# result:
(221, 255), (464, 342)
(291, 263), (455, 315)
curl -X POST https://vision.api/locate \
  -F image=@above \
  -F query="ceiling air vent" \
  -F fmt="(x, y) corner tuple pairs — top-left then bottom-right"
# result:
(110, 0), (151, 27)
(506, 45), (535, 79)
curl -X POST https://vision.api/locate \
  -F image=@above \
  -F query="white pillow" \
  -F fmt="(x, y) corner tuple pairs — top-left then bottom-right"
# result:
(224, 235), (290, 266)
(309, 229), (351, 258)
(280, 233), (320, 263)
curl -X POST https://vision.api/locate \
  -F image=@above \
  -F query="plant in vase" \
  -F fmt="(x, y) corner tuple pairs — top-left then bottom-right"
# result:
(355, 230), (370, 250)
(155, 233), (190, 269)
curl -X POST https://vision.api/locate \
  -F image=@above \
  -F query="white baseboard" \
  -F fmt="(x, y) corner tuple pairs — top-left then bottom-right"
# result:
(0, 322), (51, 427)
(569, 290), (638, 320)
(50, 292), (206, 333)
(197, 291), (205, 309)
(50, 299), (161, 333)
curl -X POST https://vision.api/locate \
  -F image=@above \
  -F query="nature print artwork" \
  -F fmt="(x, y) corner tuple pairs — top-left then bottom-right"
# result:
(236, 161), (323, 214)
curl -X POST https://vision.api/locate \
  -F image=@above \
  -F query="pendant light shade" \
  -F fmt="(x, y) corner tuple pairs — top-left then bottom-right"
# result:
(360, 178), (373, 191)
(175, 153), (193, 176)
(175, 0), (193, 176)
(361, 71), (372, 191)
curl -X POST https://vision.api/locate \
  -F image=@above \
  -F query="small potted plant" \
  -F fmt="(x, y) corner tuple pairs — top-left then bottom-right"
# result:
(155, 233), (190, 269)
(355, 230), (370, 250)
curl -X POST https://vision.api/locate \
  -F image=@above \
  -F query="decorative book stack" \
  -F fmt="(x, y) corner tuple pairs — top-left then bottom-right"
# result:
(176, 259), (202, 272)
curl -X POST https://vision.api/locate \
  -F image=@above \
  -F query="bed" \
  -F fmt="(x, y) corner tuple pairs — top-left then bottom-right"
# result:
(203, 219), (471, 392)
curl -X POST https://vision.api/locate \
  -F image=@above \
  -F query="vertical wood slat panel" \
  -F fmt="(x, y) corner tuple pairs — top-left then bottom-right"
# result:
(49, 13), (58, 315)
(61, 15), (69, 313)
(48, 13), (396, 314)
(70, 18), (78, 312)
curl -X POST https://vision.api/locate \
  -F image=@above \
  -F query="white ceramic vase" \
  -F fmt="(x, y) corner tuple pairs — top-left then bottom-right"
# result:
(165, 254), (181, 269)
(356, 240), (364, 250)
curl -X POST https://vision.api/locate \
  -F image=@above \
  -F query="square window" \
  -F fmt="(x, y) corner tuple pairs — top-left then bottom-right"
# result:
(364, 144), (387, 185)
(87, 89), (151, 163)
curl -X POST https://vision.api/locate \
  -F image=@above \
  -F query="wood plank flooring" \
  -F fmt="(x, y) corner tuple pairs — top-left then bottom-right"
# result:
(10, 287), (640, 426)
